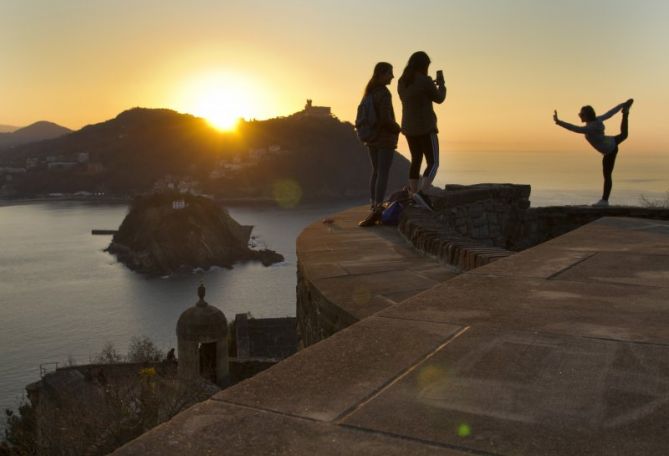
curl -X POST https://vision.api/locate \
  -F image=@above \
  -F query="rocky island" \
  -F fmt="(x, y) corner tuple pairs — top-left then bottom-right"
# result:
(106, 192), (283, 275)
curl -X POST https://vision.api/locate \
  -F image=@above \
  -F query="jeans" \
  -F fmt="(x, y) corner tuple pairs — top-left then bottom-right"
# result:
(368, 146), (395, 206)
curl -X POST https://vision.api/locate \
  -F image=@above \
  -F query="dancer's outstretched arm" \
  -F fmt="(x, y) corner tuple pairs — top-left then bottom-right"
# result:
(597, 102), (626, 121)
(554, 110), (588, 134)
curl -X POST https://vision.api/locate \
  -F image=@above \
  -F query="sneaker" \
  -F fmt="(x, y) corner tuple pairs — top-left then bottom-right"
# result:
(412, 191), (434, 212)
(592, 199), (609, 207)
(358, 208), (382, 227)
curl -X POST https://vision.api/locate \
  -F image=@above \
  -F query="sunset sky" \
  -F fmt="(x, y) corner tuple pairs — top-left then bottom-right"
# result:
(2, 0), (668, 154)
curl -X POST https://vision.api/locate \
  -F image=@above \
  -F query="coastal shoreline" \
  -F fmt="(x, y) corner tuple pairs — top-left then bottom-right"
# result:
(0, 196), (131, 207)
(0, 195), (368, 208)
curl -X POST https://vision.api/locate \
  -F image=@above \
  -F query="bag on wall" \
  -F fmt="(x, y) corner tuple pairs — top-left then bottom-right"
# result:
(380, 201), (404, 225)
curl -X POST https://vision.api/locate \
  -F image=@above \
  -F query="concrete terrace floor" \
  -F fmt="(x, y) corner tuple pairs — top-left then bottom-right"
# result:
(113, 207), (669, 456)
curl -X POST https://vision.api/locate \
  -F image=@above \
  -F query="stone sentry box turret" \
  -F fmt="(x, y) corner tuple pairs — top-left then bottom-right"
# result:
(176, 284), (229, 387)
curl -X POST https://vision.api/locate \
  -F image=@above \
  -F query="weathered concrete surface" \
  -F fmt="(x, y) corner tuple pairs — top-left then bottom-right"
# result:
(112, 400), (468, 456)
(296, 207), (459, 346)
(216, 316), (463, 421)
(114, 212), (669, 456)
(343, 327), (669, 456)
(381, 273), (669, 344)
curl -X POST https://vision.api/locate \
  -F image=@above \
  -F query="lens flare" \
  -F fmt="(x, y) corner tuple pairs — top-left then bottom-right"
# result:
(352, 286), (372, 306)
(272, 179), (303, 208)
(457, 423), (471, 438)
(417, 365), (446, 389)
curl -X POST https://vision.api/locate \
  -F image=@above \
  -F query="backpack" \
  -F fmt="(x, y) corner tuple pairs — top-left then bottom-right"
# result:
(380, 201), (404, 225)
(354, 94), (377, 143)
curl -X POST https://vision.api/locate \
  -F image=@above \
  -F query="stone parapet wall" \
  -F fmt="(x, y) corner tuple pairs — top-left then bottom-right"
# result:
(438, 183), (532, 209)
(399, 208), (512, 271)
(400, 183), (669, 269)
(296, 191), (669, 348)
(398, 184), (528, 271)
(229, 358), (277, 382)
(296, 263), (358, 348)
(516, 206), (669, 250)
(295, 207), (457, 349)
(433, 184), (531, 248)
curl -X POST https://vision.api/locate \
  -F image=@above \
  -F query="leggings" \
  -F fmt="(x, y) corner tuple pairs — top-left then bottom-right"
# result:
(368, 147), (395, 206)
(407, 133), (439, 187)
(602, 111), (629, 201)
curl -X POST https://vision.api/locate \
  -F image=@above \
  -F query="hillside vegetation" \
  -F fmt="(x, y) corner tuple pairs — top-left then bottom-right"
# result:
(2, 108), (410, 201)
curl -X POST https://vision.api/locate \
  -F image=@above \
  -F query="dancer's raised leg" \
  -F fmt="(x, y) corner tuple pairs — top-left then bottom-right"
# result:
(615, 98), (633, 145)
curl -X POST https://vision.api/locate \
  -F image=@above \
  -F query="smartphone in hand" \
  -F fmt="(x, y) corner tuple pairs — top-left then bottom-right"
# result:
(436, 70), (445, 85)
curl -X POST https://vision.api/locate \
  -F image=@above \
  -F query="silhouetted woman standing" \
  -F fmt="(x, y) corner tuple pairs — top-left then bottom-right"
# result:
(358, 62), (401, 227)
(398, 51), (446, 210)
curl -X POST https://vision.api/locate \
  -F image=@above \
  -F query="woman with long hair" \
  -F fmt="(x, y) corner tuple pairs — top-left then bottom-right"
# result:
(358, 61), (401, 227)
(398, 51), (447, 210)
(554, 98), (634, 206)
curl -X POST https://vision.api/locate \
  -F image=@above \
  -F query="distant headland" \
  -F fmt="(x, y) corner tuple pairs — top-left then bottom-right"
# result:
(0, 103), (409, 204)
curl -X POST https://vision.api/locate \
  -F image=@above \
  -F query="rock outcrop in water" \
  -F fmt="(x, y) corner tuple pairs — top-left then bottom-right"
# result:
(106, 192), (283, 275)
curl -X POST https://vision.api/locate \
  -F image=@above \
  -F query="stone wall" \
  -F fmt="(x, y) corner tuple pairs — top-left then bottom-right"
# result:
(400, 183), (669, 270)
(234, 314), (297, 359)
(399, 209), (512, 271)
(296, 187), (669, 348)
(397, 184), (530, 271)
(434, 184), (531, 247)
(515, 205), (669, 250)
(296, 264), (357, 348)
(229, 358), (277, 382)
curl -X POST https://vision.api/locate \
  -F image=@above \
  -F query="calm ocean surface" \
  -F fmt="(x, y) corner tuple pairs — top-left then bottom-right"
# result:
(0, 150), (667, 421)
(0, 201), (353, 420)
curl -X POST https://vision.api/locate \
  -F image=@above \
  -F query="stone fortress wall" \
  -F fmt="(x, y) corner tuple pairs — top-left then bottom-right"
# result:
(114, 196), (669, 455)
(296, 265), (358, 348)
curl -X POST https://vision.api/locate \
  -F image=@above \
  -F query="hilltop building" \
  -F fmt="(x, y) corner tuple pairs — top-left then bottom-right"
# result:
(300, 99), (332, 118)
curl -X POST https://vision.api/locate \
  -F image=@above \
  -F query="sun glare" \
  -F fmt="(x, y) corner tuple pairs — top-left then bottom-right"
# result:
(195, 87), (245, 131)
(178, 71), (261, 132)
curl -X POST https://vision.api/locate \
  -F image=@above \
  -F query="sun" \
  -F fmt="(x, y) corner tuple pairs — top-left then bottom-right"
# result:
(195, 86), (245, 131)
(179, 71), (259, 132)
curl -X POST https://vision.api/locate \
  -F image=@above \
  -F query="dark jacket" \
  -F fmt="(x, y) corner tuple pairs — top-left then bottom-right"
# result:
(368, 86), (400, 149)
(398, 73), (446, 136)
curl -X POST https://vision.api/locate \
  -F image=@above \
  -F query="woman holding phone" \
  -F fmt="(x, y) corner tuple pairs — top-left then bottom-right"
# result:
(398, 51), (447, 210)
